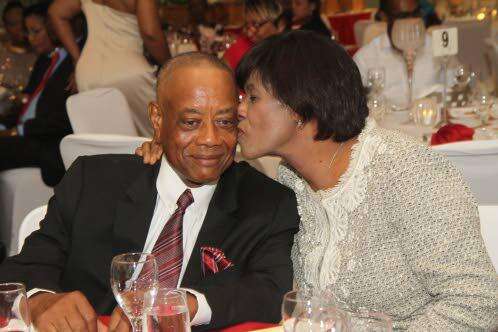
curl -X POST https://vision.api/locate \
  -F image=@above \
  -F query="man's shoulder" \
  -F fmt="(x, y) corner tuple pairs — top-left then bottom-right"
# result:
(64, 154), (156, 186)
(230, 161), (295, 201)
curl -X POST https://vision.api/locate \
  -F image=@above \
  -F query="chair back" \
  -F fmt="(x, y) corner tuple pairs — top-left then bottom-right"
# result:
(18, 205), (47, 254)
(67, 88), (138, 135)
(478, 205), (498, 272)
(60, 134), (149, 169)
(433, 140), (498, 205)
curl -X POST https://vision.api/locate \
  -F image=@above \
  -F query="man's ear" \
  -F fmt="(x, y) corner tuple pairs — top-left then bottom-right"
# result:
(148, 102), (163, 142)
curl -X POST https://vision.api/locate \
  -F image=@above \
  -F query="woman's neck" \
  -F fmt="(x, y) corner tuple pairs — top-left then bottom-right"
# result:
(280, 131), (357, 191)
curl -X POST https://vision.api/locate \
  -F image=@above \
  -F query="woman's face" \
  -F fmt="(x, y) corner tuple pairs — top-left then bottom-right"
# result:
(25, 15), (54, 55)
(237, 74), (298, 159)
(292, 0), (315, 23)
(245, 10), (279, 43)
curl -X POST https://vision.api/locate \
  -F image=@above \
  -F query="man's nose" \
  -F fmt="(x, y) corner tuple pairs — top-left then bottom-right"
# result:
(197, 121), (223, 146)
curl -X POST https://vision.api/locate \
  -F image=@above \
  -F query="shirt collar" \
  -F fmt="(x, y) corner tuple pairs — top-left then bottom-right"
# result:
(156, 156), (217, 211)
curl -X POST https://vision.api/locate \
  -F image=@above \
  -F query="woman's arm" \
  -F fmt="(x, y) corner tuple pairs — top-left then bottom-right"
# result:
(49, 0), (82, 63)
(136, 0), (170, 65)
(395, 150), (498, 330)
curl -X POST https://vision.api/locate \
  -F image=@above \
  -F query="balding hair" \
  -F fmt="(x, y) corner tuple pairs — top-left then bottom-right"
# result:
(156, 52), (234, 94)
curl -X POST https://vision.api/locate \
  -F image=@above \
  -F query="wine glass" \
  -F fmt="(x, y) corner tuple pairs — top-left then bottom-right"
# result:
(281, 290), (347, 332)
(391, 18), (426, 108)
(345, 308), (392, 332)
(473, 91), (493, 127)
(144, 288), (191, 332)
(367, 67), (386, 95)
(111, 253), (158, 332)
(0, 283), (31, 331)
(412, 98), (439, 143)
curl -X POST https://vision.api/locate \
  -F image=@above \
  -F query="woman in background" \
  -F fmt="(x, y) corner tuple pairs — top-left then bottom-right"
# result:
(49, 0), (170, 136)
(223, 0), (289, 70)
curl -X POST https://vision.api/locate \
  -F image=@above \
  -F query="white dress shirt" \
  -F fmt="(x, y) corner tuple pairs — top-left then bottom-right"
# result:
(354, 33), (453, 108)
(27, 156), (217, 326)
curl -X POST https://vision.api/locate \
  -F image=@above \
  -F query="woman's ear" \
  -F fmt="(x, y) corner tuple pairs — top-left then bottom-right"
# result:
(148, 102), (163, 142)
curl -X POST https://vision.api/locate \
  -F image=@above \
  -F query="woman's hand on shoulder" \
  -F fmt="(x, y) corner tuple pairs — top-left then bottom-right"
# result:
(135, 140), (163, 165)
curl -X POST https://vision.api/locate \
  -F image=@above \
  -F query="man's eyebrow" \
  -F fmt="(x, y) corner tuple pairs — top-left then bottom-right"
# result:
(216, 107), (236, 115)
(181, 108), (203, 114)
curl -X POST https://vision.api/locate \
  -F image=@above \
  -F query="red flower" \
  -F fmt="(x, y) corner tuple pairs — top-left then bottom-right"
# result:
(431, 124), (475, 146)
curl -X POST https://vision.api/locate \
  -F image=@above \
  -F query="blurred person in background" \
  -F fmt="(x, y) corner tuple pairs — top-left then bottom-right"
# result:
(291, 0), (331, 36)
(0, 1), (36, 114)
(49, 0), (170, 137)
(354, 0), (450, 109)
(0, 2), (83, 186)
(223, 0), (290, 70)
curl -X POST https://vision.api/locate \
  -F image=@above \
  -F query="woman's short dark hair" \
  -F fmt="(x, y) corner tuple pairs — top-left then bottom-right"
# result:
(245, 0), (282, 22)
(2, 1), (24, 23)
(236, 30), (369, 142)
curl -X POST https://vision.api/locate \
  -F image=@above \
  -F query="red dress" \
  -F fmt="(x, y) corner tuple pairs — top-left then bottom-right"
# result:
(223, 36), (254, 70)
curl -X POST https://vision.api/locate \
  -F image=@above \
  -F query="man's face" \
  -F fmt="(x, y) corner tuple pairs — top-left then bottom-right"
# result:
(4, 7), (25, 45)
(151, 65), (238, 186)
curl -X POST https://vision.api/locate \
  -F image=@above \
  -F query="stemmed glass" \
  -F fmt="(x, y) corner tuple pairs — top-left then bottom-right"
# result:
(367, 67), (388, 121)
(413, 98), (439, 143)
(111, 253), (158, 332)
(144, 288), (191, 332)
(473, 91), (493, 128)
(0, 283), (31, 331)
(345, 308), (392, 332)
(281, 290), (347, 332)
(391, 18), (426, 108)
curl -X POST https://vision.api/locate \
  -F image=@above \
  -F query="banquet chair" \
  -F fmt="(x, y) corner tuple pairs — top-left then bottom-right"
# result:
(432, 139), (498, 205)
(60, 134), (149, 169)
(17, 205), (47, 254)
(0, 169), (52, 256)
(67, 88), (138, 136)
(478, 205), (498, 272)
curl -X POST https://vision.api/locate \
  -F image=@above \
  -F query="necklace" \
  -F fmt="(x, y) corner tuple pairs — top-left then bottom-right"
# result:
(329, 142), (345, 168)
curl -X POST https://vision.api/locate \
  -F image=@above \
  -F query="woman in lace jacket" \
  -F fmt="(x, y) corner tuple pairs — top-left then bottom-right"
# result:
(138, 31), (498, 330)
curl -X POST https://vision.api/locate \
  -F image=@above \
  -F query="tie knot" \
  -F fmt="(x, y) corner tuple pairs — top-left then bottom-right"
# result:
(177, 189), (194, 211)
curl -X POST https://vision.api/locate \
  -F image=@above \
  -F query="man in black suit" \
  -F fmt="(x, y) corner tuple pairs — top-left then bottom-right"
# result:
(0, 2), (82, 186)
(0, 52), (299, 332)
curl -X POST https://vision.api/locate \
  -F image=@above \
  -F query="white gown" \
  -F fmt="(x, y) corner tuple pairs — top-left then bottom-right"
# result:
(76, 0), (156, 136)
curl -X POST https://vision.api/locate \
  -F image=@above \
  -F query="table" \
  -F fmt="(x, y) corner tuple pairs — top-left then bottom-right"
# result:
(98, 316), (278, 331)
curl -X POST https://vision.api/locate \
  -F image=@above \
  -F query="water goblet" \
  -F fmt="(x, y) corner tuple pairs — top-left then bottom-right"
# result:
(111, 253), (158, 332)
(412, 98), (439, 143)
(0, 283), (31, 331)
(144, 288), (191, 332)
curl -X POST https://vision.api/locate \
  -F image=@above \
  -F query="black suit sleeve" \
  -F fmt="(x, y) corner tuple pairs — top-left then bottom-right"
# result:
(192, 191), (299, 330)
(0, 157), (84, 291)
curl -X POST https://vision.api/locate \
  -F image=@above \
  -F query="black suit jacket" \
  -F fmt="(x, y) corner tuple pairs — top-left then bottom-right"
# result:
(0, 155), (299, 330)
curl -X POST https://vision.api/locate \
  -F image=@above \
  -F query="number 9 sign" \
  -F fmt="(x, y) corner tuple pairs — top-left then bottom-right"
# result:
(432, 27), (458, 57)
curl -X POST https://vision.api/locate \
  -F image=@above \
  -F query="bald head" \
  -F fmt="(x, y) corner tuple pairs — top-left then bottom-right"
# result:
(156, 52), (235, 99)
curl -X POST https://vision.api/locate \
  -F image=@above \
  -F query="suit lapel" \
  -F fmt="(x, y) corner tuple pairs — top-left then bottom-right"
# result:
(112, 163), (160, 256)
(181, 164), (240, 286)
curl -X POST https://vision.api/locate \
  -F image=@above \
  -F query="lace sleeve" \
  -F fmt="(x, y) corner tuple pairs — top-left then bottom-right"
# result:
(392, 149), (498, 330)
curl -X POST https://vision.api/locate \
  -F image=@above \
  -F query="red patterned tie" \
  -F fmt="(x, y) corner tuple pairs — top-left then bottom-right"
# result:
(152, 189), (194, 287)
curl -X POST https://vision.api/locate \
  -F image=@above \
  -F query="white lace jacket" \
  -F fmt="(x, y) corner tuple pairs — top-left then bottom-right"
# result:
(278, 119), (498, 331)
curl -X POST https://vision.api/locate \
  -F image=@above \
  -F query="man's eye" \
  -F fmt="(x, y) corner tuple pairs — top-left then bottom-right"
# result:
(249, 95), (258, 103)
(217, 119), (237, 127)
(183, 119), (200, 127)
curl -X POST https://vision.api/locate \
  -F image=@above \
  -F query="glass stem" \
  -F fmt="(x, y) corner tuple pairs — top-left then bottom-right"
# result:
(131, 317), (143, 332)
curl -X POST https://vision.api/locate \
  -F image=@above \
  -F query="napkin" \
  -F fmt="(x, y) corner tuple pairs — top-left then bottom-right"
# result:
(431, 123), (475, 145)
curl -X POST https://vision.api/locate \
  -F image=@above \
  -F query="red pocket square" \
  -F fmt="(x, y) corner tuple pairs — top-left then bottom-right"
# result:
(200, 246), (234, 276)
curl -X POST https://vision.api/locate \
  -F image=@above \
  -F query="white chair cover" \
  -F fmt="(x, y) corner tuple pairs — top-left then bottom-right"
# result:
(60, 134), (149, 169)
(478, 205), (498, 272)
(444, 18), (492, 80)
(432, 139), (498, 205)
(17, 205), (47, 254)
(0, 169), (52, 256)
(66, 88), (139, 136)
